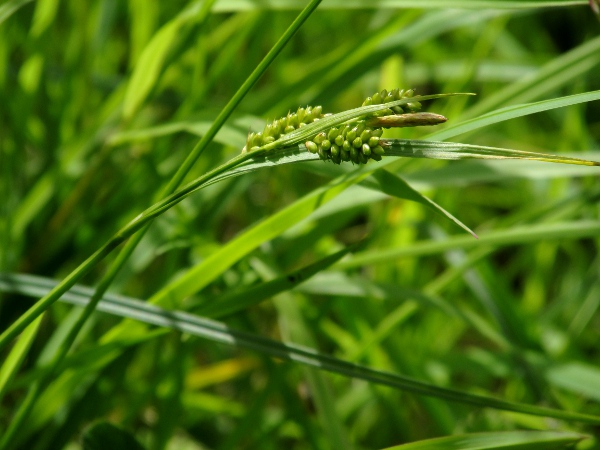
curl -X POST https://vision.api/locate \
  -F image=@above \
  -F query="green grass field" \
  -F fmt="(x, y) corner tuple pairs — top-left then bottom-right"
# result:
(1, 1), (600, 449)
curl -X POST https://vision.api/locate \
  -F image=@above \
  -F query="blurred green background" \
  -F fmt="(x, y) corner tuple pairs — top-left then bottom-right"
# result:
(1, 0), (600, 449)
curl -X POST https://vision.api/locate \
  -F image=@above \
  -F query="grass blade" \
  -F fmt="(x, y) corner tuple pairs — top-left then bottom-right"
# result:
(1, 272), (599, 425)
(212, 1), (587, 11)
(429, 90), (600, 141)
(384, 139), (600, 166)
(195, 243), (361, 318)
(337, 220), (600, 268)
(382, 430), (584, 450)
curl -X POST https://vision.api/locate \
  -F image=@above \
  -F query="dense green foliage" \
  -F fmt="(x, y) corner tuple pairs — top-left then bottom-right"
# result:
(1, 1), (600, 449)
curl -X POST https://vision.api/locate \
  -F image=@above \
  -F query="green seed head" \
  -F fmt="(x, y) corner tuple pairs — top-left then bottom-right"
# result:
(305, 141), (318, 153)
(368, 136), (380, 147)
(327, 127), (340, 141)
(346, 128), (357, 142)
(350, 146), (359, 163)
(243, 87), (436, 164)
(359, 151), (370, 164)
(318, 147), (328, 160)
(355, 121), (366, 136)
(314, 132), (327, 144)
(341, 148), (350, 161)
(372, 145), (385, 155)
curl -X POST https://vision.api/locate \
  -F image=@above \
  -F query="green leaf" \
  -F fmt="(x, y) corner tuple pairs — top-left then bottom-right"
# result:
(337, 220), (600, 268)
(148, 166), (373, 306)
(122, 0), (216, 119)
(195, 242), (361, 318)
(0, 316), (42, 403)
(382, 431), (584, 450)
(82, 422), (145, 450)
(429, 90), (600, 141)
(462, 35), (600, 118)
(1, 272), (600, 425)
(384, 140), (600, 166)
(546, 362), (600, 402)
(107, 120), (248, 149)
(122, 18), (183, 120)
(365, 169), (477, 237)
(212, 1), (587, 12)
(0, 0), (34, 25)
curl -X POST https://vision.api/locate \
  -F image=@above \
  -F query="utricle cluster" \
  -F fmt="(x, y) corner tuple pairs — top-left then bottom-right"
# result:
(243, 105), (327, 153)
(243, 88), (422, 165)
(305, 121), (384, 164)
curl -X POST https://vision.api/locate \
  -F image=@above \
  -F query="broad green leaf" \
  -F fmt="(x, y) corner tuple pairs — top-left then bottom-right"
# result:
(1, 272), (599, 425)
(382, 430), (584, 450)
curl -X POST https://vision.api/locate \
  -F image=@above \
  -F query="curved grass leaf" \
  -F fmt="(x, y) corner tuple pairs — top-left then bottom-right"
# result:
(364, 169), (477, 237)
(1, 272), (599, 425)
(143, 138), (598, 305)
(0, 316), (42, 403)
(462, 35), (600, 119)
(384, 139), (600, 165)
(107, 121), (248, 149)
(212, 1), (587, 11)
(429, 90), (600, 141)
(0, 0), (34, 25)
(194, 243), (361, 318)
(122, 0), (216, 120)
(337, 220), (600, 269)
(382, 431), (584, 450)
(546, 363), (600, 402)
(147, 163), (374, 306)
